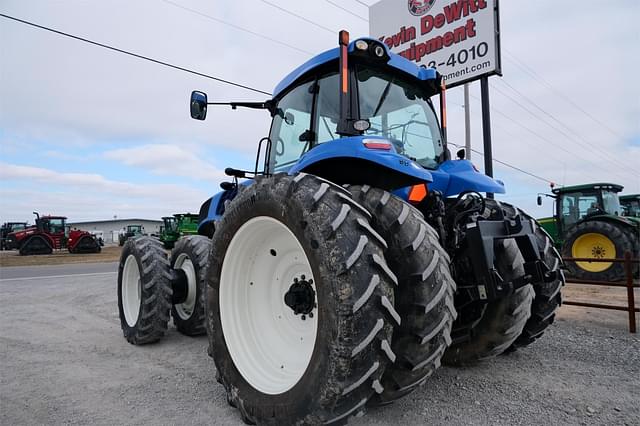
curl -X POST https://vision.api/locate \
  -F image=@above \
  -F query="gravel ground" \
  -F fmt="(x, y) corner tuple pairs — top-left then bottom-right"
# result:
(1, 268), (638, 426)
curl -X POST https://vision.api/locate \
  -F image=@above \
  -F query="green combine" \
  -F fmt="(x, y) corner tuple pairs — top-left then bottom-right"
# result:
(159, 213), (199, 249)
(538, 183), (639, 281)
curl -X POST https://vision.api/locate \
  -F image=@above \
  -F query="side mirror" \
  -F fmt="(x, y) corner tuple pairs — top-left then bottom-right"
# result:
(190, 91), (208, 120)
(456, 148), (465, 160)
(537, 195), (542, 206)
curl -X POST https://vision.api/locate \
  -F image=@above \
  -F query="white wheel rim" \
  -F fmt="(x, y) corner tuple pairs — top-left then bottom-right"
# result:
(175, 253), (197, 320)
(122, 254), (141, 327)
(220, 216), (317, 395)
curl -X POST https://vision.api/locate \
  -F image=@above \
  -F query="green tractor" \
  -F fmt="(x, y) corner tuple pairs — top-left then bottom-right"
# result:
(537, 183), (639, 281)
(159, 213), (199, 249)
(621, 194), (640, 217)
(118, 224), (145, 246)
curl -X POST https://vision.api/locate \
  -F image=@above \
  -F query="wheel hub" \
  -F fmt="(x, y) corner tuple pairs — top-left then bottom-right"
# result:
(284, 275), (316, 319)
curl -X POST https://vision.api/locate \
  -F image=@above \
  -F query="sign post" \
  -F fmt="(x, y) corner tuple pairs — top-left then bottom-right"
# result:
(370, 0), (501, 184)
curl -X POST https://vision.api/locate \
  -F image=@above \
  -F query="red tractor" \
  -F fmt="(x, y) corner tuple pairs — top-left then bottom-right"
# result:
(6, 212), (101, 255)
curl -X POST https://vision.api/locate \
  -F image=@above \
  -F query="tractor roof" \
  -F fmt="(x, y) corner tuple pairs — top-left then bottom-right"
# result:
(272, 37), (438, 98)
(620, 194), (640, 201)
(551, 183), (623, 194)
(42, 215), (67, 219)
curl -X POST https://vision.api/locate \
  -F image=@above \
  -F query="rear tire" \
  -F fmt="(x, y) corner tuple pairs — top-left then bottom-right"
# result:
(445, 239), (533, 365)
(563, 220), (637, 282)
(117, 236), (172, 345)
(207, 173), (397, 425)
(510, 209), (564, 349)
(349, 185), (455, 405)
(170, 236), (210, 336)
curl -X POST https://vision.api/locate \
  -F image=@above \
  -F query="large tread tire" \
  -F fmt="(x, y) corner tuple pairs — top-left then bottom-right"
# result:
(444, 199), (534, 366)
(349, 185), (456, 405)
(510, 208), (564, 349)
(19, 235), (52, 256)
(117, 236), (173, 345)
(563, 220), (638, 282)
(170, 235), (210, 336)
(207, 173), (397, 425)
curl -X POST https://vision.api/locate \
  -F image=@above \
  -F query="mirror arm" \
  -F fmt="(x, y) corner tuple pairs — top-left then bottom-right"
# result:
(207, 100), (275, 115)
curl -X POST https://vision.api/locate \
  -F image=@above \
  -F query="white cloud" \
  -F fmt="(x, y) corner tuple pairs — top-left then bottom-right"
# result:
(103, 144), (225, 182)
(0, 162), (208, 221)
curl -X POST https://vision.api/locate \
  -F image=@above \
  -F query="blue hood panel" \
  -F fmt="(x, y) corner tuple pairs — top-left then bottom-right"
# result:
(288, 136), (433, 187)
(431, 160), (505, 196)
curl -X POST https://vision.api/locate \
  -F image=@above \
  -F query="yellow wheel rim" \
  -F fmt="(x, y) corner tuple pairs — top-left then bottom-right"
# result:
(571, 233), (615, 272)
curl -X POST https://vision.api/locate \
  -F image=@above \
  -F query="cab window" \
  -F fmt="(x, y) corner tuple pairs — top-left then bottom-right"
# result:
(269, 81), (314, 172)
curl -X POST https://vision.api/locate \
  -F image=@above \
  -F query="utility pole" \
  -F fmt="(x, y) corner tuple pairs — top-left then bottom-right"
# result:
(480, 76), (494, 198)
(463, 83), (471, 160)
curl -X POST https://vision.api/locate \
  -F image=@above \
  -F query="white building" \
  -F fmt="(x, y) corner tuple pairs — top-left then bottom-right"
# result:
(68, 218), (163, 244)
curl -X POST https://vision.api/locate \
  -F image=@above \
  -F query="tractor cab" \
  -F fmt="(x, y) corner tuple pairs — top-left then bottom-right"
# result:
(545, 183), (623, 239)
(266, 42), (445, 181)
(162, 216), (178, 233)
(620, 194), (640, 217)
(35, 214), (68, 238)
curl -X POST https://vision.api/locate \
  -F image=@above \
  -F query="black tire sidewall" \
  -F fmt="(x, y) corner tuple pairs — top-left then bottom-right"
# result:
(207, 183), (340, 417)
(117, 241), (144, 337)
(170, 236), (209, 335)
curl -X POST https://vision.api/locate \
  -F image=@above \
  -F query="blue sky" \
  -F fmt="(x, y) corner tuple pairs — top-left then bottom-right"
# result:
(1, 0), (638, 222)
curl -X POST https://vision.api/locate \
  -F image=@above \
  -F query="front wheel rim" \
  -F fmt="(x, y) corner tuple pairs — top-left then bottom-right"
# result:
(572, 232), (616, 272)
(220, 216), (318, 395)
(174, 253), (197, 320)
(122, 254), (141, 326)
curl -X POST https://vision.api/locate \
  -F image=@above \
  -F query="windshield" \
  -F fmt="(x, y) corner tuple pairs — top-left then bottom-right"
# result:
(357, 67), (443, 169)
(163, 218), (177, 232)
(601, 190), (621, 215)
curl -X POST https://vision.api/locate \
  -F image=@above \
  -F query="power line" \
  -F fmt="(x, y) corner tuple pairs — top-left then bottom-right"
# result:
(0, 13), (272, 96)
(502, 49), (625, 140)
(256, 0), (337, 34)
(325, 0), (369, 22)
(469, 93), (635, 183)
(353, 0), (371, 7)
(161, 0), (314, 56)
(447, 141), (554, 185)
(491, 79), (637, 175)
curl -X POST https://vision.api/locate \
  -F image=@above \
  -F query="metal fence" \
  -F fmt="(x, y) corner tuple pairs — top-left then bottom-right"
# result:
(562, 251), (639, 333)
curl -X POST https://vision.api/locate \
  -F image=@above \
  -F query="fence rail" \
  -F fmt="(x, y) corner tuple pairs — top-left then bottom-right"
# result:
(562, 251), (638, 333)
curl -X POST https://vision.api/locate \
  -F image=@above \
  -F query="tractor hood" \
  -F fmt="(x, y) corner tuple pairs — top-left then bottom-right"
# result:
(428, 159), (506, 197)
(8, 226), (37, 241)
(288, 136), (433, 191)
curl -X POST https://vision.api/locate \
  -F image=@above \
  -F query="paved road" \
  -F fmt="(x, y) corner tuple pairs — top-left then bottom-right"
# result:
(0, 271), (638, 425)
(0, 262), (118, 280)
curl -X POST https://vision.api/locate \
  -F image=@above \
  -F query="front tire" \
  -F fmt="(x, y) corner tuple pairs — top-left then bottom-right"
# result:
(349, 185), (456, 405)
(207, 173), (397, 425)
(170, 236), (210, 336)
(117, 236), (172, 345)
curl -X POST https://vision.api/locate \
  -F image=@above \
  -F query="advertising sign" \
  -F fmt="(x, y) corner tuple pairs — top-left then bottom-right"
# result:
(370, 0), (501, 87)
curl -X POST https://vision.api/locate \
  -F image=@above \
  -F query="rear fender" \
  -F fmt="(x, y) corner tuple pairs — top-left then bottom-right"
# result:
(197, 180), (253, 237)
(288, 136), (432, 191)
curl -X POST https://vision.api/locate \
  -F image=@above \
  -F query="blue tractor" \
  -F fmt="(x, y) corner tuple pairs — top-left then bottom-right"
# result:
(117, 31), (563, 425)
